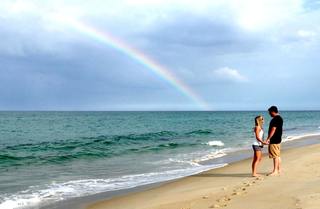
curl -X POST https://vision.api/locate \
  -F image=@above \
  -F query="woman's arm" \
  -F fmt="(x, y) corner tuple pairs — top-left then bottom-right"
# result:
(254, 126), (264, 144)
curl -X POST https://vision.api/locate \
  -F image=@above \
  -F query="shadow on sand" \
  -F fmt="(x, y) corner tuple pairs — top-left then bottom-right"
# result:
(191, 172), (269, 178)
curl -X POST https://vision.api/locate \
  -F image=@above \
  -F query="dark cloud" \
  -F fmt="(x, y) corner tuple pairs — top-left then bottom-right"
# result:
(0, 41), (189, 110)
(139, 13), (261, 53)
(0, 1), (320, 110)
(122, 12), (265, 85)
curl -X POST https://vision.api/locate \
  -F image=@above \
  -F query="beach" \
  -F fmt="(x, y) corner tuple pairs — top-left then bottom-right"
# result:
(2, 0), (320, 207)
(88, 137), (320, 209)
(1, 111), (320, 209)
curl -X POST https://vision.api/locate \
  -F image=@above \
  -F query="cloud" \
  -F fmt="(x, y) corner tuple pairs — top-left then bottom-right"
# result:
(0, 0), (314, 60)
(1, 0), (320, 110)
(303, 0), (320, 11)
(229, 0), (302, 31)
(213, 67), (248, 82)
(297, 29), (317, 41)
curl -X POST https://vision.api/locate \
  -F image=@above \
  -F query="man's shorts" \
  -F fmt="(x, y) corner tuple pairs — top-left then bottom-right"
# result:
(268, 144), (281, 158)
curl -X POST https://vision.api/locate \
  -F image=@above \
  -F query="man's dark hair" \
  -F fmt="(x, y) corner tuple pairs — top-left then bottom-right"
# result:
(268, 106), (278, 113)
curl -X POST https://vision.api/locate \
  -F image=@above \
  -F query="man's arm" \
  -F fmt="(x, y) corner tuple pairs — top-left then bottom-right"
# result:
(266, 127), (276, 143)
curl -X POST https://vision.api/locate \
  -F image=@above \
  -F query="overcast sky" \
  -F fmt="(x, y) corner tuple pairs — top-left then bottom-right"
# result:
(0, 0), (319, 110)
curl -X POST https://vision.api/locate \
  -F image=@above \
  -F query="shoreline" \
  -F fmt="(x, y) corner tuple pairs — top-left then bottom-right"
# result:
(48, 134), (320, 209)
(86, 136), (320, 209)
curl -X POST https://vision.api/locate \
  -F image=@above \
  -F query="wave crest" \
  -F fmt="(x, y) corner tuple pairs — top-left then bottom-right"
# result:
(0, 164), (227, 209)
(206, 140), (225, 147)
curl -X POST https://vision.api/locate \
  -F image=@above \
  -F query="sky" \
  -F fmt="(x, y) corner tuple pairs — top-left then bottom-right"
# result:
(0, 0), (320, 110)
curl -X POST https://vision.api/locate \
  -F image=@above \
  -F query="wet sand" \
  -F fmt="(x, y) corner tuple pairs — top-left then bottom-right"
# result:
(87, 138), (320, 209)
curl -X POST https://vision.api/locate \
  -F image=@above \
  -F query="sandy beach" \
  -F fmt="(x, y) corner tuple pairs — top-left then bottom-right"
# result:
(87, 139), (320, 209)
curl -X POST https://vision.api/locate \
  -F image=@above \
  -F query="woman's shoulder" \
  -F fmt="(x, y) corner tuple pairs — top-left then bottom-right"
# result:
(254, 126), (262, 131)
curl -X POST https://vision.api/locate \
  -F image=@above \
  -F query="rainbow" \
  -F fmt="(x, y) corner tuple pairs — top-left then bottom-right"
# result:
(60, 16), (210, 110)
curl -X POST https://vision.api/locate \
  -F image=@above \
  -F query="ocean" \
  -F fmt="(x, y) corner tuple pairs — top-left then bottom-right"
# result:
(1, 111), (320, 209)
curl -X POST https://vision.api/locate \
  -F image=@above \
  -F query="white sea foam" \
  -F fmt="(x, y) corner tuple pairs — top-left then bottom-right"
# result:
(0, 164), (227, 209)
(283, 132), (320, 142)
(192, 149), (228, 164)
(168, 158), (202, 166)
(167, 147), (235, 167)
(206, 140), (225, 147)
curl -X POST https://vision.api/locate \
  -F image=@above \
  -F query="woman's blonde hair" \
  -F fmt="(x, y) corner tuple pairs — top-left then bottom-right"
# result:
(255, 115), (264, 128)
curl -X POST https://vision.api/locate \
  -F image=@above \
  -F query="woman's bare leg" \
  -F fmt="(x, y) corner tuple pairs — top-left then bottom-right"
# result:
(252, 150), (262, 177)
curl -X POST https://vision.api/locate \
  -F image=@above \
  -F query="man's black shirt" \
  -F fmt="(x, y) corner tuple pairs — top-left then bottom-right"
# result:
(269, 115), (283, 144)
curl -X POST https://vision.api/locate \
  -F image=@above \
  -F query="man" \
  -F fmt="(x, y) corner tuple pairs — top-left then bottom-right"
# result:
(265, 106), (283, 176)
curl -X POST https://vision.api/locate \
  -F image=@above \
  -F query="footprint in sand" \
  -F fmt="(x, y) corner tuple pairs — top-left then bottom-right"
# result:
(217, 196), (231, 202)
(232, 191), (242, 196)
(209, 203), (227, 208)
(209, 204), (220, 208)
(231, 187), (243, 195)
(209, 196), (232, 208)
(209, 177), (265, 208)
(245, 183), (252, 187)
(255, 176), (265, 181)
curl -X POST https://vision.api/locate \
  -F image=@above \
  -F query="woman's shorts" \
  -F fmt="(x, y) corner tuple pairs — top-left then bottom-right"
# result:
(252, 145), (263, 151)
(268, 144), (281, 158)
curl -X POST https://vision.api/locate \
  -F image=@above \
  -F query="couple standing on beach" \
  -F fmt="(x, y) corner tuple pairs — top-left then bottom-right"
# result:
(252, 106), (283, 177)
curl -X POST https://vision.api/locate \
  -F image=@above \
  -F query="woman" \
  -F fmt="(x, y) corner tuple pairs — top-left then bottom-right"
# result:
(252, 115), (266, 177)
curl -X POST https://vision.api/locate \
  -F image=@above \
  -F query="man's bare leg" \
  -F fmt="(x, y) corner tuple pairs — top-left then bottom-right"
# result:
(268, 157), (280, 176)
(277, 157), (281, 174)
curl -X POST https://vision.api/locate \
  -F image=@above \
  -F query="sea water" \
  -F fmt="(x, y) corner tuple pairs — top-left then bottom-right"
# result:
(0, 111), (320, 209)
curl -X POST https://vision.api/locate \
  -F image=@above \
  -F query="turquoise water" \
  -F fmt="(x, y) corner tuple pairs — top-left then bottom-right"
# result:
(0, 111), (320, 209)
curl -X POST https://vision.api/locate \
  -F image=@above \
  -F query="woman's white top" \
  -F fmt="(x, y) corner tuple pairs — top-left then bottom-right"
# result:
(253, 128), (264, 146)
